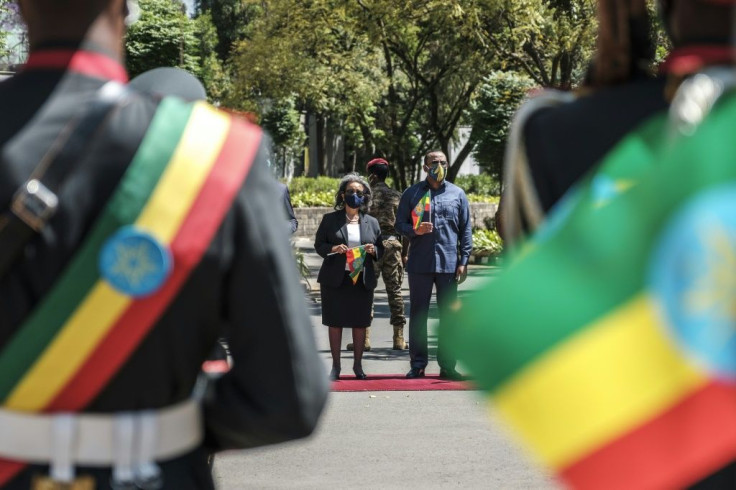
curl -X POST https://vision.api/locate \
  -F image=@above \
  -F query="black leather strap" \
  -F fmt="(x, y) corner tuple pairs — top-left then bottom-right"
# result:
(0, 82), (133, 278)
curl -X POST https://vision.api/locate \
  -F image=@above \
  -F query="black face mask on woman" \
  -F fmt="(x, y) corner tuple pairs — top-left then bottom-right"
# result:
(344, 193), (364, 209)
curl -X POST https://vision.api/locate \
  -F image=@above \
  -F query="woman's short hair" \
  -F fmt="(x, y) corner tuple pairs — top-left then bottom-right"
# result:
(334, 173), (372, 213)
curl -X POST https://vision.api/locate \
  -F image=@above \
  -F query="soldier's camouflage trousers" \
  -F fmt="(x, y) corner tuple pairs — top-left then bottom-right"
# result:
(372, 237), (406, 326)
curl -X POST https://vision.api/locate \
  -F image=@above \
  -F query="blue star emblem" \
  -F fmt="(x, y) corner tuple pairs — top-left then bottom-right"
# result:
(99, 226), (172, 298)
(649, 185), (736, 379)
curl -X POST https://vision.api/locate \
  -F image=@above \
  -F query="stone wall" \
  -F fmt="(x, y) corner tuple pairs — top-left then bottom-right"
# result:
(294, 202), (497, 238)
(468, 202), (498, 231)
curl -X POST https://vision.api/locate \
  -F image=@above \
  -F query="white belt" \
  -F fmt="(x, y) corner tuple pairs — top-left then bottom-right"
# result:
(0, 399), (202, 483)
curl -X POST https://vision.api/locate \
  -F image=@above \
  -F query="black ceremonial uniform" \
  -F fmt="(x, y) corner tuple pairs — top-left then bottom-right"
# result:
(523, 45), (736, 216)
(523, 75), (669, 213)
(0, 45), (328, 489)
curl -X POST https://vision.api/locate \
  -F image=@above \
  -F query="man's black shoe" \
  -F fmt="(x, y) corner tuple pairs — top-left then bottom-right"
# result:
(406, 368), (425, 378)
(439, 368), (465, 381)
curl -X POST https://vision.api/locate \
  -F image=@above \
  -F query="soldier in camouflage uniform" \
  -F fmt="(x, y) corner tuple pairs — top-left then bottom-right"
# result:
(348, 158), (408, 351)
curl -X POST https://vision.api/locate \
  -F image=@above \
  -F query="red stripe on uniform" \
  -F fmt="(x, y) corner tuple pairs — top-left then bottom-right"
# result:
(46, 119), (261, 411)
(560, 381), (736, 490)
(0, 461), (25, 487)
(659, 46), (736, 76)
(24, 50), (128, 82)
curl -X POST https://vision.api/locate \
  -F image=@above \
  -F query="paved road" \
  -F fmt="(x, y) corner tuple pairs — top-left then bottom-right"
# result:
(213, 238), (559, 489)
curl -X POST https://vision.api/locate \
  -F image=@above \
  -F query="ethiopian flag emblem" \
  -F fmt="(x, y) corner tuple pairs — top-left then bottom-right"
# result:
(443, 90), (736, 490)
(346, 246), (366, 284)
(412, 190), (431, 230)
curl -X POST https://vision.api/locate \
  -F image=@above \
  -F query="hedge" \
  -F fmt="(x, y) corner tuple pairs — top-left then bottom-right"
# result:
(286, 175), (500, 208)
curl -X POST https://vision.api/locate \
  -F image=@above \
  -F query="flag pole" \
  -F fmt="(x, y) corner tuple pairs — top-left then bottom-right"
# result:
(428, 190), (432, 225)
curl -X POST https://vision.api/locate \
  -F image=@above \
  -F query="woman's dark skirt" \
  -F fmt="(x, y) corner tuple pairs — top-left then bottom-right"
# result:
(321, 271), (373, 328)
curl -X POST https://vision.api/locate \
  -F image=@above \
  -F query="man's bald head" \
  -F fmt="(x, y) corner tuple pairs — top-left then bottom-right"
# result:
(19, 0), (127, 52)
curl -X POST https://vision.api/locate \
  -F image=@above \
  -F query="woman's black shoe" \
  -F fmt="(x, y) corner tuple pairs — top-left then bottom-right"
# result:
(353, 367), (367, 380)
(329, 366), (341, 381)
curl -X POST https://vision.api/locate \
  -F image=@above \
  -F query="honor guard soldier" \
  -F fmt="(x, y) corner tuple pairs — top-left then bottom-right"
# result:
(361, 158), (408, 351)
(498, 0), (736, 486)
(0, 0), (328, 489)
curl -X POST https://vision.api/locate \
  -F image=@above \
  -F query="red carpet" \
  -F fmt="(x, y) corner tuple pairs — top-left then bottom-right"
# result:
(331, 374), (474, 392)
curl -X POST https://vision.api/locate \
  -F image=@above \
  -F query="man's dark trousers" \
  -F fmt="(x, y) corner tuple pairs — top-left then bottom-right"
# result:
(408, 272), (457, 371)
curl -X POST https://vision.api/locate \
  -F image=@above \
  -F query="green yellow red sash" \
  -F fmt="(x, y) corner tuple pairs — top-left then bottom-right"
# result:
(0, 97), (261, 484)
(444, 91), (736, 489)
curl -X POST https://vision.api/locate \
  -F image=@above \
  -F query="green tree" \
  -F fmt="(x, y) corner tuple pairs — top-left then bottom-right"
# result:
(469, 71), (536, 178)
(193, 11), (231, 103)
(483, 0), (597, 89)
(648, 2), (671, 65)
(125, 0), (200, 78)
(231, 0), (502, 187)
(261, 97), (302, 149)
(355, 0), (499, 185)
(260, 96), (304, 178)
(230, 0), (384, 176)
(0, 0), (13, 63)
(229, 0), (599, 188)
(195, 0), (260, 62)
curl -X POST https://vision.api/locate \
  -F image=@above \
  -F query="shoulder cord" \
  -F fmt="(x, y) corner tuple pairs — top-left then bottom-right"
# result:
(668, 67), (736, 139)
(500, 90), (577, 248)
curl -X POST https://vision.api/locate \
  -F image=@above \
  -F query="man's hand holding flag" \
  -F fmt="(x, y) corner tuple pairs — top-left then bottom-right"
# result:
(412, 190), (432, 235)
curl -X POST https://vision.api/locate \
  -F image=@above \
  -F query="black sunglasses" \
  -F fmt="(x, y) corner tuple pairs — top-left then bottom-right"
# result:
(429, 160), (448, 166)
(345, 189), (365, 197)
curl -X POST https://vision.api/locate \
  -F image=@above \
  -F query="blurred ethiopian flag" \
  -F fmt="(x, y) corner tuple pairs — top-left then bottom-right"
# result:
(442, 90), (736, 489)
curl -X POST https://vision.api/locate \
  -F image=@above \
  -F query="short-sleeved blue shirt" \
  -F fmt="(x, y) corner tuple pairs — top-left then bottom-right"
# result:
(396, 179), (472, 274)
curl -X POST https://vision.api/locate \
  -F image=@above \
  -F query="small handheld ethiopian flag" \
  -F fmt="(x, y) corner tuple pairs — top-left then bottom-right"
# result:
(412, 191), (431, 230)
(346, 245), (366, 284)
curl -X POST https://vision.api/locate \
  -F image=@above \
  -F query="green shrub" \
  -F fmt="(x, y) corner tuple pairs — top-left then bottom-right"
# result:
(290, 190), (335, 208)
(454, 174), (501, 196)
(287, 176), (340, 194)
(472, 228), (503, 257)
(288, 175), (501, 207)
(287, 177), (338, 207)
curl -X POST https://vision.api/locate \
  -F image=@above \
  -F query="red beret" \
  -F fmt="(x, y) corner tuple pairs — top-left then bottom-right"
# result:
(366, 158), (389, 171)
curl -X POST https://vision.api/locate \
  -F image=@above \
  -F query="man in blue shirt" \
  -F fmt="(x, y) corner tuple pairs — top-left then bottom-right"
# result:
(396, 150), (473, 380)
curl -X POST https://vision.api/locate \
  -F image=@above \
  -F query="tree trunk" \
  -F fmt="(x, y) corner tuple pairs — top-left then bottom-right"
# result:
(447, 133), (475, 182)
(316, 114), (326, 176)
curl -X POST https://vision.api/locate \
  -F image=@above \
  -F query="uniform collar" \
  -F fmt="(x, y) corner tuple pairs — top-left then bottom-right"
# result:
(22, 44), (128, 83)
(659, 45), (736, 76)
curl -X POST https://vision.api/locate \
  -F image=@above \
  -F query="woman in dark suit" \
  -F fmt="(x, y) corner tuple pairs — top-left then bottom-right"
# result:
(315, 173), (383, 381)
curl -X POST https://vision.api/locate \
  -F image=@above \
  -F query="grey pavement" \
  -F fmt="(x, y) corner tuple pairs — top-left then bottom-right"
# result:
(213, 238), (559, 489)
